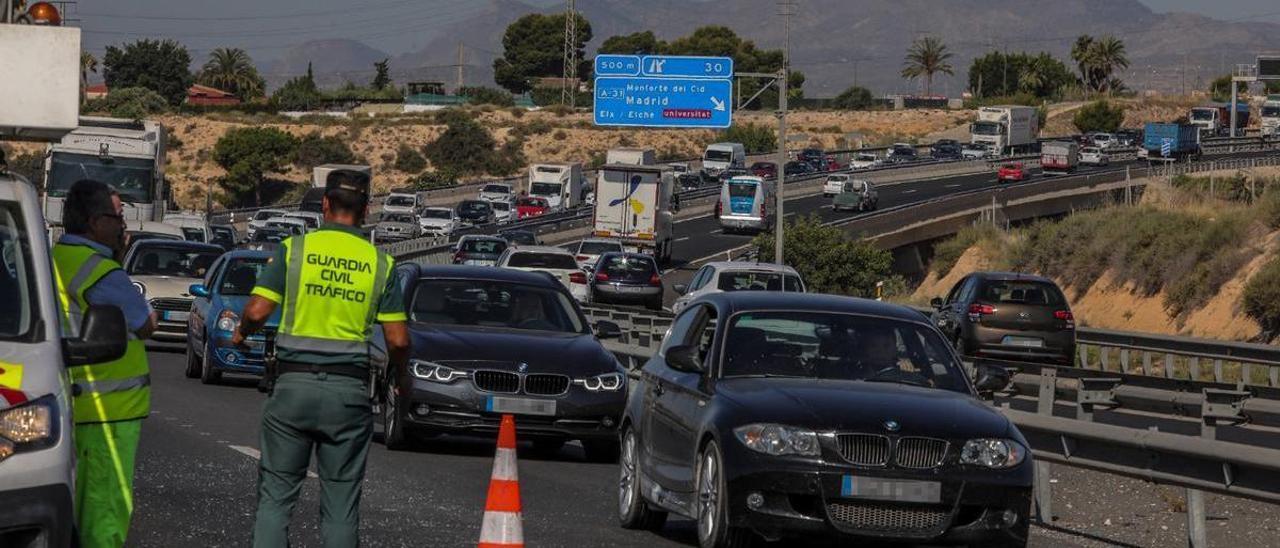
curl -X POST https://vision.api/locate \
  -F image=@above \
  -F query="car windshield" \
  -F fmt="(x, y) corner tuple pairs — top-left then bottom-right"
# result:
(827, 175), (848, 183)
(482, 184), (510, 194)
(387, 196), (416, 207)
(460, 239), (506, 254)
(971, 121), (1002, 135)
(287, 215), (318, 228)
(180, 227), (205, 242)
(410, 279), (585, 333)
(1094, 134), (1111, 141)
(728, 181), (757, 198)
(0, 200), (39, 341)
(1002, 164), (1021, 170)
(1083, 147), (1100, 154)
(529, 182), (560, 196)
(855, 154), (877, 161)
(127, 245), (221, 278)
(977, 280), (1067, 306)
(517, 197), (547, 207)
(600, 255), (656, 281)
(253, 210), (282, 221)
(384, 213), (414, 224)
(423, 209), (452, 219)
(705, 150), (733, 162)
(460, 201), (490, 212)
(1262, 106), (1280, 117)
(846, 181), (866, 192)
(963, 143), (987, 150)
(253, 229), (287, 243)
(579, 240), (622, 255)
(1190, 109), (1215, 121)
(717, 271), (803, 292)
(720, 311), (969, 393)
(507, 252), (577, 269)
(46, 153), (155, 203)
(218, 258), (268, 296)
(492, 201), (511, 211)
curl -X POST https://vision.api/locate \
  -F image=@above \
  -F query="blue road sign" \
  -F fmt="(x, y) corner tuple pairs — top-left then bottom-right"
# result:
(639, 55), (734, 79)
(593, 77), (732, 128)
(594, 54), (641, 77)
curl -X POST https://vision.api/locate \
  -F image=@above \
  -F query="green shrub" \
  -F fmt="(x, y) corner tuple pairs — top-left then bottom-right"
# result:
(1257, 185), (1280, 229)
(458, 86), (515, 107)
(510, 119), (553, 139)
(412, 168), (459, 191)
(213, 127), (299, 206)
(424, 112), (521, 176)
(751, 215), (899, 298)
(1073, 100), (1126, 133)
(1244, 257), (1280, 338)
(832, 86), (874, 110)
(394, 144), (427, 173)
(1171, 172), (1252, 203)
(83, 87), (169, 120)
(293, 132), (357, 169)
(720, 123), (776, 154)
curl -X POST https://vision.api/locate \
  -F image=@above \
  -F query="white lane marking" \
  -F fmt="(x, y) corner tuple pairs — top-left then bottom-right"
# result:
(230, 444), (319, 479)
(945, 184), (961, 188)
(901, 189), (918, 194)
(675, 236), (690, 242)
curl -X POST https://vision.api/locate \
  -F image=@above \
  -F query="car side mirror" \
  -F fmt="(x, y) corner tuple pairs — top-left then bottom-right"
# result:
(64, 305), (129, 367)
(672, 283), (688, 296)
(190, 284), (210, 298)
(930, 297), (944, 310)
(974, 364), (1012, 396)
(595, 320), (622, 340)
(665, 344), (703, 373)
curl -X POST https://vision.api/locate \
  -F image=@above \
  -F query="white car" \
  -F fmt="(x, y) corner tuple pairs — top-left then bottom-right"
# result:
(848, 153), (881, 170)
(164, 213), (209, 242)
(1080, 146), (1109, 166)
(961, 143), (994, 160)
(123, 239), (225, 343)
(670, 261), (806, 314)
(496, 245), (589, 302)
(264, 216), (308, 236)
(418, 207), (458, 236)
(1091, 133), (1116, 149)
(490, 198), (515, 224)
(478, 182), (514, 203)
(284, 211), (323, 232)
(247, 208), (288, 239)
(570, 238), (624, 271)
(822, 173), (850, 197)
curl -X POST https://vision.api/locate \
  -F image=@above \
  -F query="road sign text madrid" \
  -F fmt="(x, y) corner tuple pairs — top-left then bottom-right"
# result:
(593, 54), (734, 129)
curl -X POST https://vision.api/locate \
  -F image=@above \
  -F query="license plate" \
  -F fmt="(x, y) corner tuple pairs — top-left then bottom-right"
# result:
(165, 310), (190, 322)
(486, 396), (556, 416)
(841, 476), (941, 504)
(1002, 336), (1043, 348)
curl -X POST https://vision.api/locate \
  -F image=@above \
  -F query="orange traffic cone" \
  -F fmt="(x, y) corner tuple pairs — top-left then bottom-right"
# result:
(479, 414), (524, 548)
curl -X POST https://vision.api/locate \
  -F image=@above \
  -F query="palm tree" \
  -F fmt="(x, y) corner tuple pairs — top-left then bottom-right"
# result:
(1018, 57), (1046, 95)
(197, 47), (264, 100)
(80, 51), (97, 102)
(900, 36), (954, 96)
(1071, 35), (1096, 92)
(1091, 36), (1130, 95)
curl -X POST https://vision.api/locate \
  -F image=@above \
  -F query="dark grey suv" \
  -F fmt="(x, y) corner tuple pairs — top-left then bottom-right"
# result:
(930, 272), (1076, 365)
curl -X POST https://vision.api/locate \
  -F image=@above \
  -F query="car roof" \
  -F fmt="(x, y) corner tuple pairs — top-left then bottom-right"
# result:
(967, 271), (1058, 284)
(131, 239), (224, 252)
(459, 234), (505, 242)
(598, 251), (655, 261)
(704, 261), (800, 274)
(220, 249), (273, 260)
(413, 264), (564, 288)
(508, 245), (571, 255)
(700, 292), (929, 324)
(580, 237), (621, 245)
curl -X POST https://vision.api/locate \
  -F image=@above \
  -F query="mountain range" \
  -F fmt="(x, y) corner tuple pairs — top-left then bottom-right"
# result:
(265, 0), (1280, 96)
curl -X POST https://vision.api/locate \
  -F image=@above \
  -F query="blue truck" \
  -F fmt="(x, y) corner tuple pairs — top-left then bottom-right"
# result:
(1142, 122), (1201, 160)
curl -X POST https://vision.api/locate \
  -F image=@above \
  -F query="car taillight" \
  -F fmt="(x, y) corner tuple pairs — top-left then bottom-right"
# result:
(1055, 310), (1075, 327)
(968, 304), (995, 320)
(453, 251), (466, 263)
(570, 272), (587, 284)
(760, 200), (767, 218)
(649, 273), (662, 287)
(595, 272), (610, 282)
(576, 255), (589, 262)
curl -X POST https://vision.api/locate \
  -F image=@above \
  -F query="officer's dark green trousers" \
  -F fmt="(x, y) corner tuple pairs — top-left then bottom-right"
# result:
(252, 372), (372, 548)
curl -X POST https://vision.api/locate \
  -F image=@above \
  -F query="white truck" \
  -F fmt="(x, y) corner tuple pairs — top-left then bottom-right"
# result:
(526, 162), (584, 211)
(970, 105), (1038, 155)
(605, 148), (656, 166)
(591, 164), (677, 265)
(1040, 141), (1079, 176)
(42, 116), (167, 226)
(1262, 95), (1280, 139)
(304, 163), (372, 213)
(701, 142), (746, 180)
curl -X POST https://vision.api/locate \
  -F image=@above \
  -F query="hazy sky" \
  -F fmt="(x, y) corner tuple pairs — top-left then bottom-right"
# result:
(1140, 0), (1280, 20)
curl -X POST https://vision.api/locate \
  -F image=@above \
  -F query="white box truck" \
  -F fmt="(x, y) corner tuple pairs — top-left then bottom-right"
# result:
(592, 164), (677, 265)
(970, 105), (1038, 154)
(701, 142), (746, 179)
(527, 162), (585, 211)
(605, 148), (656, 166)
(1262, 95), (1280, 139)
(43, 117), (167, 225)
(1040, 141), (1079, 175)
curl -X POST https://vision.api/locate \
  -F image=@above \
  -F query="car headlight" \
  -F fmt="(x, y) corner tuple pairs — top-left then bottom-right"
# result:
(573, 372), (625, 391)
(216, 310), (239, 333)
(0, 395), (59, 462)
(410, 360), (469, 383)
(132, 281), (146, 297)
(733, 424), (820, 457)
(960, 438), (1026, 469)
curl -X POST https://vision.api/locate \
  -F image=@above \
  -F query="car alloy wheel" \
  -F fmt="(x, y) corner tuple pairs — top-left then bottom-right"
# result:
(184, 337), (201, 379)
(200, 341), (222, 385)
(383, 378), (410, 450)
(697, 445), (720, 544)
(618, 430), (638, 517)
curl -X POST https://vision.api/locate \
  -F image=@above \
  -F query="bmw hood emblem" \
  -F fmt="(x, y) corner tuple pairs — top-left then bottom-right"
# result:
(883, 419), (901, 432)
(517, 362), (529, 373)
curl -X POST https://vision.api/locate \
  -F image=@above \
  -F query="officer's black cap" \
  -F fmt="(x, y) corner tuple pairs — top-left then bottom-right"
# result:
(325, 169), (371, 196)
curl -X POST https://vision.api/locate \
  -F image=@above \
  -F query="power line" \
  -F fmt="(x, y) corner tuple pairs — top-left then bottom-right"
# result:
(76, 0), (426, 22)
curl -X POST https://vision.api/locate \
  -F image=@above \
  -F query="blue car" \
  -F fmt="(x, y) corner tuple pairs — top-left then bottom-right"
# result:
(185, 249), (279, 384)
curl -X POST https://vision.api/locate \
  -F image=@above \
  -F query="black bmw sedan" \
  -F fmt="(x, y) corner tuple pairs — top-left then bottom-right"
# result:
(619, 292), (1031, 547)
(379, 264), (628, 461)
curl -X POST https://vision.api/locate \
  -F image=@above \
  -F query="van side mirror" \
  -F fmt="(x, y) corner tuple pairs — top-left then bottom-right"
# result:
(595, 320), (622, 340)
(666, 344), (703, 373)
(189, 284), (210, 298)
(64, 305), (129, 367)
(974, 364), (1012, 396)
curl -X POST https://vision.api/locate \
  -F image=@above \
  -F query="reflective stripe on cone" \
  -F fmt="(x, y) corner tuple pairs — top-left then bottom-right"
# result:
(478, 414), (523, 548)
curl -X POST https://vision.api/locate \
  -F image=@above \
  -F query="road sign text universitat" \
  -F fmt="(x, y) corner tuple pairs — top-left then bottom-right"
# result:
(593, 54), (734, 129)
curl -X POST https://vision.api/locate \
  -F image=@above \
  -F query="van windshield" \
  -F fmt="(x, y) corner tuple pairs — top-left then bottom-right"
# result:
(728, 181), (758, 198)
(971, 122), (1002, 136)
(1190, 109), (1215, 121)
(46, 153), (155, 203)
(0, 200), (40, 342)
(705, 150), (733, 162)
(530, 182), (561, 196)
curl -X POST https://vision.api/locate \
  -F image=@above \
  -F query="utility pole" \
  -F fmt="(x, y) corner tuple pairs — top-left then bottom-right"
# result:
(561, 0), (578, 107)
(456, 43), (465, 91)
(775, 0), (795, 265)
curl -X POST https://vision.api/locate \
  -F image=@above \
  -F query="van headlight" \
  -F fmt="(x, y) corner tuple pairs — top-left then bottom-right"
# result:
(0, 395), (59, 462)
(410, 360), (469, 383)
(960, 438), (1026, 469)
(574, 372), (624, 391)
(733, 424), (820, 456)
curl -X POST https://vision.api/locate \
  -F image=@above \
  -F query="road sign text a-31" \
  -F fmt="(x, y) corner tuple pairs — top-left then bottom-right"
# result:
(592, 54), (734, 129)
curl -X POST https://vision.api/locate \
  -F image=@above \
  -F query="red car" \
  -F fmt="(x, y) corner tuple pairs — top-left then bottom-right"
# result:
(516, 196), (550, 218)
(750, 161), (777, 179)
(823, 155), (843, 171)
(997, 162), (1027, 183)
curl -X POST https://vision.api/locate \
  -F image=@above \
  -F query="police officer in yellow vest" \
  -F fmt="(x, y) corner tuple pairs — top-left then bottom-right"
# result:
(52, 180), (158, 548)
(234, 169), (410, 547)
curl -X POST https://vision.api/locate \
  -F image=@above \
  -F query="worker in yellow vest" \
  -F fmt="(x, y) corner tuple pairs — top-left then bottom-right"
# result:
(234, 169), (410, 547)
(51, 179), (157, 548)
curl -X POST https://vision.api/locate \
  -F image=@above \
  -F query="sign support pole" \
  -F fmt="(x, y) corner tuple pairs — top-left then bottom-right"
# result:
(775, 68), (787, 265)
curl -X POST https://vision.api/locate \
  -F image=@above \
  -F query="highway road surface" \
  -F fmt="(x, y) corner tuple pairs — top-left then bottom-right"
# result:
(125, 348), (1280, 548)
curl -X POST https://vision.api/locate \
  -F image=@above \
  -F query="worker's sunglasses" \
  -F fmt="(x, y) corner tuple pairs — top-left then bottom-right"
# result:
(96, 213), (125, 222)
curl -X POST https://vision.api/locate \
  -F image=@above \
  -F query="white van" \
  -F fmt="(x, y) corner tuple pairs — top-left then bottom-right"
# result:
(717, 175), (776, 233)
(702, 142), (746, 179)
(382, 191), (418, 215)
(527, 163), (585, 211)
